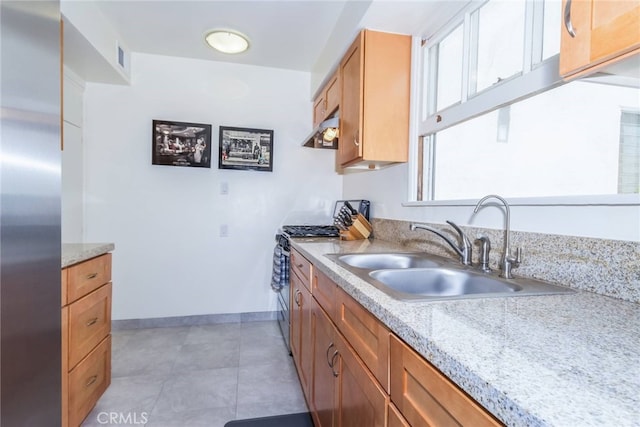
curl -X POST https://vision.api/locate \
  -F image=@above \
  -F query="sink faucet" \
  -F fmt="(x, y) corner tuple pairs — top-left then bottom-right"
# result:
(473, 194), (522, 279)
(410, 221), (472, 266)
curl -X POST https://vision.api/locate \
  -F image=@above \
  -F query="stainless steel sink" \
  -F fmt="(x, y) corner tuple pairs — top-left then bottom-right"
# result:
(369, 268), (520, 299)
(336, 253), (441, 269)
(325, 252), (574, 302)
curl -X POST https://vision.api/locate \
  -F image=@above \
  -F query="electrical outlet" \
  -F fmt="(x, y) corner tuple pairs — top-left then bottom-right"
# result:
(220, 181), (229, 195)
(220, 224), (229, 237)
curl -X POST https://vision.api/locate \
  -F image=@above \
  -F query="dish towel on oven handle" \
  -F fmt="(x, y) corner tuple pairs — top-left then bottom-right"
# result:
(271, 243), (289, 291)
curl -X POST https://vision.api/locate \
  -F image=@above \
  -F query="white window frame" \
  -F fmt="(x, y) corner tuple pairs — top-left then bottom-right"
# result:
(405, 0), (640, 207)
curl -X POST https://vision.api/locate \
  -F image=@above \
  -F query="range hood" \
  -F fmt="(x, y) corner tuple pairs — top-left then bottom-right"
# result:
(301, 116), (339, 149)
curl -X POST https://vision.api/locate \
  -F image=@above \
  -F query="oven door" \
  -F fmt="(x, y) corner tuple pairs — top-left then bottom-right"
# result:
(277, 290), (290, 353)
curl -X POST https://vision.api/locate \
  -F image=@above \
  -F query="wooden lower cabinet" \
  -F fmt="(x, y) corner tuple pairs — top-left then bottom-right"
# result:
(310, 298), (387, 427)
(291, 258), (507, 427)
(389, 335), (503, 427)
(310, 300), (336, 427)
(291, 270), (313, 397)
(333, 331), (387, 427)
(68, 336), (112, 427)
(62, 253), (113, 427)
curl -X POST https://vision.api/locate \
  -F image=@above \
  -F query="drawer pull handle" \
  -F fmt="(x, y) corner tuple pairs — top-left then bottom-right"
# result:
(330, 350), (340, 377)
(564, 0), (576, 38)
(86, 272), (98, 279)
(326, 343), (335, 367)
(296, 263), (304, 268)
(85, 375), (98, 388)
(86, 317), (99, 326)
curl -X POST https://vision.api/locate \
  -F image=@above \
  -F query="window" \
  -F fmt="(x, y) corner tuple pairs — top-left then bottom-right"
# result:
(472, 0), (526, 94)
(619, 111), (640, 194)
(424, 81), (640, 200)
(432, 25), (464, 112)
(413, 0), (640, 202)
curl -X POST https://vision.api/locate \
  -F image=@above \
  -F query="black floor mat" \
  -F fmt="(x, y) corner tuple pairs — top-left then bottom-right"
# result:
(224, 412), (313, 427)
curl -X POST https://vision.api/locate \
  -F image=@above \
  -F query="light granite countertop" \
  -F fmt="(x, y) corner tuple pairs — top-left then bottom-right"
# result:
(291, 237), (640, 427)
(62, 243), (115, 268)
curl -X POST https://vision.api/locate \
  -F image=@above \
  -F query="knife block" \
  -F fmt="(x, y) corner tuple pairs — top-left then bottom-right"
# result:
(339, 213), (373, 240)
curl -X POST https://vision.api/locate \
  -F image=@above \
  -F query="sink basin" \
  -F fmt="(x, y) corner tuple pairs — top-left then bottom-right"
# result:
(336, 253), (441, 269)
(369, 268), (521, 298)
(324, 251), (574, 302)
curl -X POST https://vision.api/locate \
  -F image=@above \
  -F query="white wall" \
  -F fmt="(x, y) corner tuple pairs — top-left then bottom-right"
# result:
(343, 163), (640, 242)
(62, 67), (85, 243)
(83, 53), (342, 320)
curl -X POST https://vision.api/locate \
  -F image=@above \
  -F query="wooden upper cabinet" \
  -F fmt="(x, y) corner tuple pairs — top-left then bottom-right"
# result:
(338, 30), (411, 169)
(560, 0), (640, 79)
(313, 70), (340, 128)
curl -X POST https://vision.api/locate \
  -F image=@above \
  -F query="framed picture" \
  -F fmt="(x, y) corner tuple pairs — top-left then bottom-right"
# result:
(219, 126), (273, 172)
(152, 120), (212, 168)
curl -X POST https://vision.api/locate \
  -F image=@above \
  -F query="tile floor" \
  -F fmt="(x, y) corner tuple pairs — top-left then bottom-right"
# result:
(81, 321), (308, 427)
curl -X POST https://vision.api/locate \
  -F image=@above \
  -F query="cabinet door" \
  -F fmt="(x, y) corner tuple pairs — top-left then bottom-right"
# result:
(290, 272), (313, 397)
(338, 32), (364, 166)
(338, 30), (411, 168)
(324, 71), (340, 118)
(334, 286), (389, 392)
(334, 334), (388, 427)
(560, 0), (640, 77)
(313, 95), (326, 128)
(390, 335), (502, 427)
(312, 268), (336, 322)
(310, 299), (336, 427)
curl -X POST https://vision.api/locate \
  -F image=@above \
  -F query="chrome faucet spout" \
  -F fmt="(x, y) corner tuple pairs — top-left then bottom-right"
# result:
(473, 194), (522, 279)
(410, 221), (472, 266)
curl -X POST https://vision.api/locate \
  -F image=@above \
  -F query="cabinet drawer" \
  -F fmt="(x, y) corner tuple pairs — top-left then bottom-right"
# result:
(290, 249), (311, 289)
(66, 254), (112, 304)
(68, 283), (112, 368)
(68, 335), (111, 427)
(312, 268), (336, 321)
(335, 285), (389, 392)
(389, 335), (502, 427)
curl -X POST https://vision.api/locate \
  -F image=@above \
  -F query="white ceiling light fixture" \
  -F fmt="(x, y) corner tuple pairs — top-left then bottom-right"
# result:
(205, 30), (250, 54)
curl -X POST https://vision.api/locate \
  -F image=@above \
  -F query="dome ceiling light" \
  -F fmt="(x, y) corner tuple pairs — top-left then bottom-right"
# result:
(205, 30), (250, 54)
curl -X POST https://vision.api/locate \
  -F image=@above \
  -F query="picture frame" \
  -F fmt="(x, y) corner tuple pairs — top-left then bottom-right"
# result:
(152, 120), (212, 168)
(219, 126), (274, 172)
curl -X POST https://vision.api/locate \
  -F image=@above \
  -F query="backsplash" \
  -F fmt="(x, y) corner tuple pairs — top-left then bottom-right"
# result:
(371, 218), (640, 304)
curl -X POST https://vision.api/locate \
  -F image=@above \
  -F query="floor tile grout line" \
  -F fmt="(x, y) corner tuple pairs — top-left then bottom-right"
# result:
(144, 325), (191, 426)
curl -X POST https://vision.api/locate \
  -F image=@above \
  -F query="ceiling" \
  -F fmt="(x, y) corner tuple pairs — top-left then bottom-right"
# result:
(94, 0), (471, 75)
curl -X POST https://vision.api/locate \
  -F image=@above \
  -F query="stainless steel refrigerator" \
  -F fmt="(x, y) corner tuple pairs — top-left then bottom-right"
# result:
(1, 1), (62, 425)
